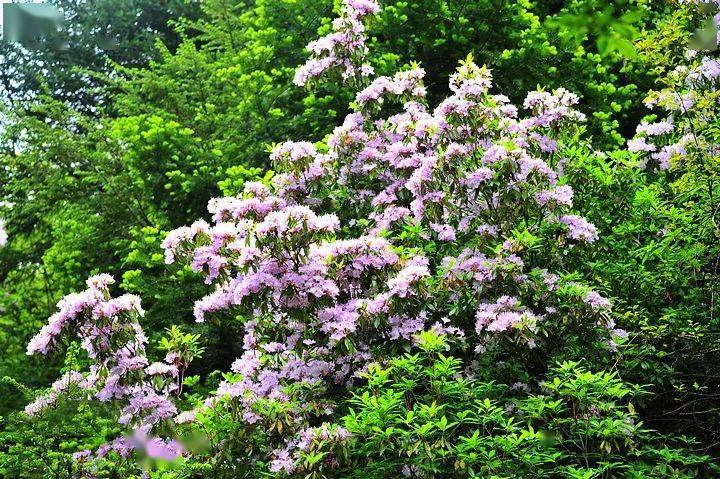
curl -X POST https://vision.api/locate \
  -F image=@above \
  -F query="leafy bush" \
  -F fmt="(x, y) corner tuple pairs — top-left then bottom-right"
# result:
(336, 332), (713, 479)
(3, 0), (720, 478)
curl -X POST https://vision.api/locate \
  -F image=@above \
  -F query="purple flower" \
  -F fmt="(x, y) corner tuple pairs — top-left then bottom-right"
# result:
(558, 215), (599, 242)
(636, 120), (674, 136)
(475, 296), (537, 333)
(293, 0), (380, 86)
(72, 450), (92, 461)
(174, 410), (197, 424)
(388, 314), (426, 340)
(536, 185), (574, 207)
(583, 291), (612, 311)
(387, 257), (430, 298)
(144, 437), (183, 461)
(269, 449), (296, 474)
(145, 362), (179, 377)
(430, 223), (456, 241)
(688, 57), (720, 85)
(627, 137), (657, 153)
(318, 303), (361, 341)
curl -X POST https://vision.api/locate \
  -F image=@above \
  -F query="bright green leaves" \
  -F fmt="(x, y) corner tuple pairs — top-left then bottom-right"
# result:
(158, 325), (206, 370)
(335, 336), (711, 478)
(549, 1), (645, 59)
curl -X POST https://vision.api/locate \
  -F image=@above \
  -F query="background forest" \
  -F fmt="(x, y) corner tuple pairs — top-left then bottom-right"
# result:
(0, 0), (719, 477)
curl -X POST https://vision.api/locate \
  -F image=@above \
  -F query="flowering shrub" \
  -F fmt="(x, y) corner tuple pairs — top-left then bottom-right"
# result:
(23, 1), (620, 473)
(136, 2), (624, 473)
(13, 0), (720, 477)
(0, 0), (670, 415)
(627, 0), (719, 173)
(555, 0), (720, 450)
(613, 0), (720, 446)
(25, 274), (188, 462)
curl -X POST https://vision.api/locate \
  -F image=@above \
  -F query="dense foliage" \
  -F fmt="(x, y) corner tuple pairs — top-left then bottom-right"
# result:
(1, 0), (720, 477)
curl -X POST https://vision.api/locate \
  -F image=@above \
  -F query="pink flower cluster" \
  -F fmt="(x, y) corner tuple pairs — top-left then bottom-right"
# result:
(522, 88), (586, 128)
(270, 424), (351, 474)
(355, 68), (427, 108)
(627, 117), (690, 171)
(27, 273), (129, 356)
(475, 296), (538, 334)
(293, 0), (380, 86)
(25, 275), (183, 462)
(558, 215), (599, 243)
(24, 371), (89, 415)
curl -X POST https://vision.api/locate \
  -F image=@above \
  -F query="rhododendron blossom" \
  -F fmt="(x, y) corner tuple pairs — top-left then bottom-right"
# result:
(293, 0), (379, 86)
(25, 275), (186, 461)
